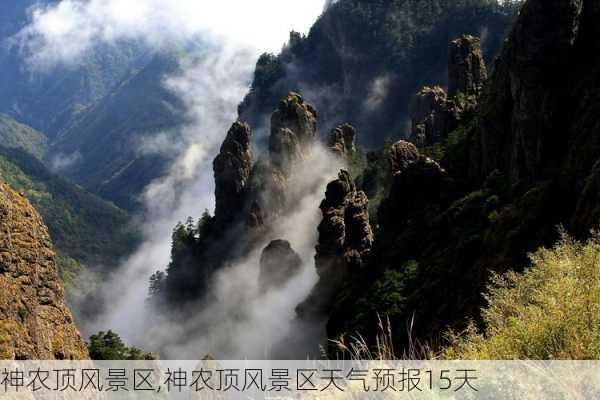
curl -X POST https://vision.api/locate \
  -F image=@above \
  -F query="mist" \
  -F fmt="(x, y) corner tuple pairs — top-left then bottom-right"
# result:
(15, 0), (336, 358)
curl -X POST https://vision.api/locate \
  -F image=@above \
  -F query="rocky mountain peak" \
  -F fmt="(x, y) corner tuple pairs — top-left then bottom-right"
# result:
(389, 140), (420, 175)
(410, 35), (486, 147)
(0, 182), (88, 360)
(448, 35), (488, 98)
(247, 93), (319, 228)
(258, 240), (302, 290)
(271, 92), (317, 153)
(213, 121), (253, 231)
(297, 170), (373, 318)
(328, 124), (357, 157)
(473, 0), (583, 184)
(409, 86), (459, 146)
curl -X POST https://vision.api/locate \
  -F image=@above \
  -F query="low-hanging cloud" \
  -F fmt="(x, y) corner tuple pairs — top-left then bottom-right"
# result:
(13, 0), (326, 69)
(16, 0), (337, 358)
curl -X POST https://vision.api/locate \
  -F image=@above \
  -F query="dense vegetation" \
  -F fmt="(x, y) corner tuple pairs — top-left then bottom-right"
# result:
(0, 145), (138, 271)
(445, 232), (600, 359)
(88, 330), (156, 360)
(0, 114), (47, 159)
(0, 0), (150, 138)
(52, 54), (185, 210)
(240, 0), (519, 147)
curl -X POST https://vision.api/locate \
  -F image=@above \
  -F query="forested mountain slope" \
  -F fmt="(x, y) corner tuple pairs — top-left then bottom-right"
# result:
(239, 0), (518, 147)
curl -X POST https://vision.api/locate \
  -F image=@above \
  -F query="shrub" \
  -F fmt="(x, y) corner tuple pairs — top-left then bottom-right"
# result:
(444, 231), (600, 359)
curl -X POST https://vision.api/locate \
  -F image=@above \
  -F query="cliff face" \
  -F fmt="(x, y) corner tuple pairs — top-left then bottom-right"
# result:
(328, 124), (357, 158)
(324, 0), (600, 352)
(213, 121), (253, 232)
(238, 1), (515, 148)
(473, 0), (583, 184)
(448, 35), (487, 98)
(297, 170), (373, 319)
(410, 35), (486, 147)
(259, 240), (302, 290)
(248, 93), (318, 227)
(0, 182), (88, 360)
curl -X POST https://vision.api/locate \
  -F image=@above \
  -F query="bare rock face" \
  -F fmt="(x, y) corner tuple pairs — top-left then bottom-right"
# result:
(297, 170), (373, 318)
(410, 35), (486, 147)
(473, 0), (583, 183)
(248, 93), (318, 227)
(271, 92), (317, 155)
(0, 182), (89, 360)
(328, 124), (357, 157)
(269, 128), (303, 175)
(213, 121), (252, 231)
(389, 140), (420, 175)
(409, 86), (460, 147)
(258, 240), (302, 290)
(448, 35), (488, 98)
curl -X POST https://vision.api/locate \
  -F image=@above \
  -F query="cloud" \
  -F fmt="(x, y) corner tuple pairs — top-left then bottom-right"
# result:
(364, 74), (392, 112)
(26, 0), (334, 358)
(13, 0), (327, 69)
(49, 151), (82, 172)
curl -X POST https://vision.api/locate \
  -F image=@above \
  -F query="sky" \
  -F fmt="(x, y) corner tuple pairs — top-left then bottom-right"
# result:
(16, 0), (328, 68)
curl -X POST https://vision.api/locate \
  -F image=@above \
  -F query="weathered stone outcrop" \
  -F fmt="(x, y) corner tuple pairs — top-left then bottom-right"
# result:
(448, 35), (488, 98)
(213, 122), (252, 231)
(410, 87), (451, 147)
(258, 240), (302, 290)
(248, 93), (318, 227)
(410, 35), (486, 147)
(328, 124), (357, 158)
(0, 182), (88, 360)
(388, 140), (420, 175)
(297, 170), (373, 318)
(271, 92), (317, 157)
(473, 0), (583, 183)
(379, 145), (453, 239)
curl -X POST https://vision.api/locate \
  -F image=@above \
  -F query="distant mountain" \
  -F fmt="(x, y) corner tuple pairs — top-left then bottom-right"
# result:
(0, 144), (139, 272)
(239, 0), (518, 147)
(0, 1), (151, 138)
(50, 54), (186, 210)
(0, 1), (186, 210)
(0, 113), (47, 159)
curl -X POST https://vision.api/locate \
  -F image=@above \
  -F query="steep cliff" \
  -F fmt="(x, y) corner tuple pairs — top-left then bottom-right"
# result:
(297, 170), (373, 319)
(410, 35), (486, 147)
(213, 122), (253, 232)
(247, 93), (318, 227)
(239, 0), (516, 147)
(448, 35), (488, 98)
(324, 0), (600, 353)
(259, 240), (302, 290)
(0, 181), (88, 360)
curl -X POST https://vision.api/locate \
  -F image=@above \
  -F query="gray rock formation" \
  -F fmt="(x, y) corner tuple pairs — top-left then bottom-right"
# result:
(410, 86), (460, 147)
(448, 35), (488, 98)
(297, 170), (373, 318)
(0, 182), (89, 360)
(389, 140), (420, 175)
(410, 35), (487, 147)
(258, 240), (302, 290)
(248, 93), (318, 227)
(213, 121), (252, 231)
(328, 124), (357, 157)
(472, 0), (582, 183)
